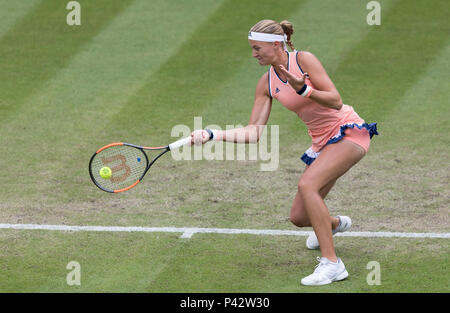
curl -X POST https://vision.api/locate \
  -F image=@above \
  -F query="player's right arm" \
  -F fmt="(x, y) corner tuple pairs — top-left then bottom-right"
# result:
(191, 72), (272, 144)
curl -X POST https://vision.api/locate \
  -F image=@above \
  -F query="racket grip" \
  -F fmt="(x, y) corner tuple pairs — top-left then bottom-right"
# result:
(168, 136), (191, 150)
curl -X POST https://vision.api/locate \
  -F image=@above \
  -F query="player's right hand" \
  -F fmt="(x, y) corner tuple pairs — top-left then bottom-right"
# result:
(190, 129), (210, 145)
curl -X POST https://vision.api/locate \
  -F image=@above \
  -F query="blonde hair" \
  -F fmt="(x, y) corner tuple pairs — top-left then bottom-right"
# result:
(249, 19), (295, 51)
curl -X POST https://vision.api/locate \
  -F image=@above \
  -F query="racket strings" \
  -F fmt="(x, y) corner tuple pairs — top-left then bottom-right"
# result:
(90, 145), (148, 191)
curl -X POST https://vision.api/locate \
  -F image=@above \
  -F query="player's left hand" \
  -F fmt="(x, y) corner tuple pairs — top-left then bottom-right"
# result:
(278, 64), (309, 92)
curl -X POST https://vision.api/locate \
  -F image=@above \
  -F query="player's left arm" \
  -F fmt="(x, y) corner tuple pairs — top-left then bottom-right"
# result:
(298, 51), (343, 110)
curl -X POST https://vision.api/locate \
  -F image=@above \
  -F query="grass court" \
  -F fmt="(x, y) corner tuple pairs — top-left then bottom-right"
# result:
(0, 0), (448, 292)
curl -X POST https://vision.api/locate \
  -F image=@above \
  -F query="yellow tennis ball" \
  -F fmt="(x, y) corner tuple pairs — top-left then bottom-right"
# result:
(99, 167), (112, 179)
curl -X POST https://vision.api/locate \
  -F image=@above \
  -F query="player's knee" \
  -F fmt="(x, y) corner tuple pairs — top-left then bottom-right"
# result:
(289, 215), (300, 227)
(289, 212), (297, 226)
(298, 178), (313, 194)
(290, 216), (308, 227)
(289, 211), (308, 228)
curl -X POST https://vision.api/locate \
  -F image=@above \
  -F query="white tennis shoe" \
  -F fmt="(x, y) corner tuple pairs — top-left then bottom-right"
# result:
(301, 257), (349, 286)
(306, 216), (352, 250)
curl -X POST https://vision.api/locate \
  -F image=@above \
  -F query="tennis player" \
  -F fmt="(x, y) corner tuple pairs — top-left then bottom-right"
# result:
(191, 19), (378, 286)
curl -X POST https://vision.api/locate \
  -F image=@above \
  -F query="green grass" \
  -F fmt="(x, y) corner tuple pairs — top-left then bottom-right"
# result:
(0, 0), (448, 292)
(0, 230), (448, 292)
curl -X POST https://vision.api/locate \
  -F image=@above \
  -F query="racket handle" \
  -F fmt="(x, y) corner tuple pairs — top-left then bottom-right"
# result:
(168, 136), (191, 150)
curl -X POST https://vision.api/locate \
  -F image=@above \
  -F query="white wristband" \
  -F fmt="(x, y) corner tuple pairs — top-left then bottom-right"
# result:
(210, 129), (219, 141)
(300, 84), (312, 97)
(204, 128), (219, 141)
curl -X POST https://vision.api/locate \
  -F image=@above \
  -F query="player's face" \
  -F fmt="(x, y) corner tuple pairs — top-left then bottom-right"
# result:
(249, 40), (278, 65)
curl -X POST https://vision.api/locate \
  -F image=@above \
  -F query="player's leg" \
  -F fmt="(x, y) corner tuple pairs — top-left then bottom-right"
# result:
(289, 172), (339, 228)
(299, 128), (371, 250)
(299, 139), (366, 286)
(298, 139), (366, 262)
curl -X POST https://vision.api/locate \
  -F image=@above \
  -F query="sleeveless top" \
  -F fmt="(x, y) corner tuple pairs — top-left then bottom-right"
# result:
(268, 51), (366, 152)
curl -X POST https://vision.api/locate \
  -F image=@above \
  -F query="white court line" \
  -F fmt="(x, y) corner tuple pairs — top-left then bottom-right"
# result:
(0, 223), (449, 239)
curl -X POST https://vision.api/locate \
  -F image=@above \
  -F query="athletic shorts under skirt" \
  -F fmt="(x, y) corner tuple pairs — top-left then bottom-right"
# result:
(301, 123), (378, 166)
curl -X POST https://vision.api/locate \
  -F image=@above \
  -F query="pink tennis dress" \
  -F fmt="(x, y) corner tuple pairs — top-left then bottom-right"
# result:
(268, 51), (378, 165)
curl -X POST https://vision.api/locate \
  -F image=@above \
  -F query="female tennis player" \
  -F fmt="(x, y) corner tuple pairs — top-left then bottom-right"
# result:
(191, 19), (377, 286)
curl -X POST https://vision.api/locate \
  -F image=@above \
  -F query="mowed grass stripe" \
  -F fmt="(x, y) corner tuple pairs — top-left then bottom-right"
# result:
(328, 41), (450, 233)
(0, 0), (225, 204)
(376, 41), (450, 150)
(0, 0), (137, 123)
(0, 230), (188, 292)
(333, 0), (449, 121)
(145, 235), (449, 292)
(286, 0), (400, 73)
(0, 0), (41, 39)
(108, 0), (304, 142)
(1, 230), (447, 292)
(355, 42), (450, 229)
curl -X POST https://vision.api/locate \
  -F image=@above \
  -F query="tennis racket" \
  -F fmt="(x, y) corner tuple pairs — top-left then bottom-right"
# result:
(89, 136), (192, 193)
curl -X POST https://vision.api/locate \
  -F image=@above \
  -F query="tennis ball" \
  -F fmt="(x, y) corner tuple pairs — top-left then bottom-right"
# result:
(99, 166), (112, 179)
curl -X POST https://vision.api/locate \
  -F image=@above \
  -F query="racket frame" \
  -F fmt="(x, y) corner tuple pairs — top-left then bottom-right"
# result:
(89, 142), (169, 193)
